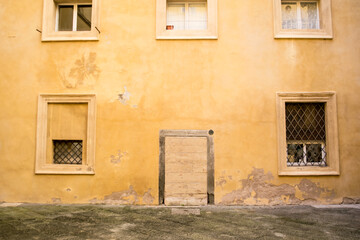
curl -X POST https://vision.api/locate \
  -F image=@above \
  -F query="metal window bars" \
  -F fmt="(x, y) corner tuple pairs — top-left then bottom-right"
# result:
(53, 140), (83, 164)
(285, 103), (327, 166)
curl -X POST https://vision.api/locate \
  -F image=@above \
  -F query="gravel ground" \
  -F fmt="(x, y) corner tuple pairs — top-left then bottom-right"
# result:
(0, 204), (359, 240)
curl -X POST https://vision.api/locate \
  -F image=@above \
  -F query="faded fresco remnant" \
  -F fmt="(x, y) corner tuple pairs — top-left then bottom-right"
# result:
(59, 52), (100, 88)
(220, 168), (335, 205)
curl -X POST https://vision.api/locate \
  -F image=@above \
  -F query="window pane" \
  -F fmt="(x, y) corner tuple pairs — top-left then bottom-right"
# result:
(58, 6), (74, 31)
(281, 2), (298, 29)
(306, 144), (323, 163)
(167, 3), (185, 30)
(188, 3), (207, 30)
(300, 2), (319, 29)
(287, 144), (304, 163)
(77, 5), (92, 31)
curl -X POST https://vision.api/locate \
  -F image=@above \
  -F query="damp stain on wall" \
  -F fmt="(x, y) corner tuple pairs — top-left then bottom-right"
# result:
(220, 168), (335, 205)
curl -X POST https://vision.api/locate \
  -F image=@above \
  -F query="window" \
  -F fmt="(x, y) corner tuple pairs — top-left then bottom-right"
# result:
(42, 0), (100, 41)
(276, 92), (339, 176)
(35, 94), (96, 174)
(156, 0), (218, 39)
(273, 0), (333, 38)
(57, 4), (92, 31)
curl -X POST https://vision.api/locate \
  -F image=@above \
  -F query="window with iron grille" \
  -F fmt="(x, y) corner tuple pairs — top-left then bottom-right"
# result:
(286, 103), (326, 166)
(276, 92), (340, 176)
(53, 140), (83, 164)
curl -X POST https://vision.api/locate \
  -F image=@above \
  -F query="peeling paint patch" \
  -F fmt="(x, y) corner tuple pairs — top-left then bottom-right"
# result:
(342, 197), (360, 204)
(118, 86), (131, 105)
(142, 189), (155, 204)
(51, 198), (62, 204)
(110, 150), (128, 164)
(220, 168), (336, 205)
(104, 186), (139, 205)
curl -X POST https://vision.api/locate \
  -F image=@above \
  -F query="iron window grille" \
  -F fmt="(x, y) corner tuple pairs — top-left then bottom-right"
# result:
(53, 140), (83, 164)
(285, 102), (326, 166)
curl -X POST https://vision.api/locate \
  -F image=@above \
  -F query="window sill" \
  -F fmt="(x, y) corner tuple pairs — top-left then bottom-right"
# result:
(274, 30), (333, 39)
(279, 167), (340, 176)
(41, 31), (99, 42)
(35, 165), (95, 175)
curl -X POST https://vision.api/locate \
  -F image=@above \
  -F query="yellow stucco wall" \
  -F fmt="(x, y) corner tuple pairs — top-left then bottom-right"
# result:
(0, 0), (359, 205)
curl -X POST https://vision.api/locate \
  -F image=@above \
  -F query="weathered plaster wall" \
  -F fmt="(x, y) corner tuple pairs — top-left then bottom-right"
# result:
(0, 0), (359, 205)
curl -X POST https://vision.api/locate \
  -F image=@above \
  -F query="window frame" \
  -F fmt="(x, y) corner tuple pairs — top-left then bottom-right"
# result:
(41, 0), (100, 41)
(35, 94), (96, 174)
(276, 92), (339, 176)
(156, 0), (218, 39)
(55, 3), (92, 32)
(273, 0), (333, 39)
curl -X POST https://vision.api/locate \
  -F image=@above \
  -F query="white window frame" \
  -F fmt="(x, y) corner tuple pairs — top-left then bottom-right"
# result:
(55, 3), (92, 32)
(166, 1), (208, 30)
(273, 0), (333, 39)
(156, 0), (218, 40)
(281, 1), (320, 30)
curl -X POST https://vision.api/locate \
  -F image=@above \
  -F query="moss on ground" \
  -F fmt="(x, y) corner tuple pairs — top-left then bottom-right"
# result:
(0, 205), (359, 239)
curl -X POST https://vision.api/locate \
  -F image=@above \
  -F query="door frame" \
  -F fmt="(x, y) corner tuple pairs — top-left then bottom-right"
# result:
(159, 129), (215, 205)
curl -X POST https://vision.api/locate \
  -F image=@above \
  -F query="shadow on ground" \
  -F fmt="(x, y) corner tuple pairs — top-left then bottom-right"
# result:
(0, 205), (359, 239)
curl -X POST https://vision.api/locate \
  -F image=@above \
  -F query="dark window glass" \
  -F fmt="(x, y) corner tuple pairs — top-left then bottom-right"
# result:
(58, 6), (74, 31)
(77, 5), (92, 31)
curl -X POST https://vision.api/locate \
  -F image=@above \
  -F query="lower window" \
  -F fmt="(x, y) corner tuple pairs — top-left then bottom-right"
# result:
(35, 94), (96, 174)
(276, 92), (339, 176)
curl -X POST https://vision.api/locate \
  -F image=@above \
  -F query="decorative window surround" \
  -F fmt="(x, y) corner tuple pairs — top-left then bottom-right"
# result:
(41, 0), (100, 41)
(276, 92), (339, 176)
(35, 94), (96, 174)
(156, 0), (218, 39)
(273, 0), (333, 39)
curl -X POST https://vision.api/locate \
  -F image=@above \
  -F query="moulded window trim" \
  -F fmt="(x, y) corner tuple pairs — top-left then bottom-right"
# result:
(276, 92), (339, 176)
(41, 0), (100, 41)
(156, 0), (218, 39)
(273, 0), (333, 39)
(35, 94), (96, 174)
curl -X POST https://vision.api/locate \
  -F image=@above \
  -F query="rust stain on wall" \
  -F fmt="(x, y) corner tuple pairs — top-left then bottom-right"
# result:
(220, 168), (335, 205)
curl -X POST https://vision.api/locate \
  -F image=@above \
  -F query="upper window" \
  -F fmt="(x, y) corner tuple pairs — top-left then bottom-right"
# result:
(276, 92), (339, 176)
(56, 4), (92, 31)
(42, 0), (100, 41)
(273, 0), (333, 39)
(156, 0), (218, 39)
